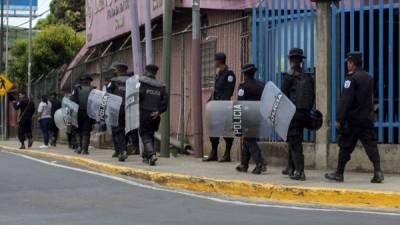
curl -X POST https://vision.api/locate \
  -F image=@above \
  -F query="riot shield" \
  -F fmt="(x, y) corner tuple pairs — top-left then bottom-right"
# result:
(260, 81), (296, 141)
(87, 89), (122, 129)
(125, 75), (140, 134)
(54, 109), (66, 130)
(61, 97), (79, 127)
(206, 101), (272, 138)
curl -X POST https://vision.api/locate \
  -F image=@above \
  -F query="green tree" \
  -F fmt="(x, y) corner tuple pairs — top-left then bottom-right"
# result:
(36, 0), (85, 31)
(9, 24), (85, 88)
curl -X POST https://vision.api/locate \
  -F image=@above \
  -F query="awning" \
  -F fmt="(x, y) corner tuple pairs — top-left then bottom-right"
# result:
(60, 44), (89, 89)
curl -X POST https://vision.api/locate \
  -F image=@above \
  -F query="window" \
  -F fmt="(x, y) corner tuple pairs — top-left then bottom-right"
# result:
(201, 40), (217, 88)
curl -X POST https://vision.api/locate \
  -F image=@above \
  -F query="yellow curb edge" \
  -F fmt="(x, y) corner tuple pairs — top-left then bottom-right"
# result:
(1, 145), (400, 209)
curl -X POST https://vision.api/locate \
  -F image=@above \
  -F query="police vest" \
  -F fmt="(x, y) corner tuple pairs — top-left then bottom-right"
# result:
(78, 85), (94, 112)
(288, 71), (314, 110)
(139, 76), (165, 112)
(109, 76), (129, 98)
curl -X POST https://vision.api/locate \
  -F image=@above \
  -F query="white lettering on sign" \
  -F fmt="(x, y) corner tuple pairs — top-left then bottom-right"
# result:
(269, 92), (283, 126)
(233, 103), (242, 136)
(153, 0), (163, 11)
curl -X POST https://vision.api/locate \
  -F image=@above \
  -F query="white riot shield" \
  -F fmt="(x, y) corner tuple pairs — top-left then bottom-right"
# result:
(54, 109), (66, 130)
(260, 82), (296, 141)
(206, 101), (272, 138)
(125, 75), (140, 134)
(61, 97), (79, 127)
(87, 89), (122, 129)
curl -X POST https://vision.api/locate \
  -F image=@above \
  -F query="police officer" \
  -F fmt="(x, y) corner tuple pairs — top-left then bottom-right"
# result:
(235, 64), (266, 174)
(139, 64), (168, 166)
(49, 92), (61, 146)
(325, 52), (384, 183)
(203, 52), (236, 162)
(282, 48), (314, 181)
(13, 92), (35, 149)
(106, 62), (130, 161)
(71, 74), (96, 155)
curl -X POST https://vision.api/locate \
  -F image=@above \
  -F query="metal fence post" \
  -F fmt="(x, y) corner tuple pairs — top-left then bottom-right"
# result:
(315, 0), (338, 170)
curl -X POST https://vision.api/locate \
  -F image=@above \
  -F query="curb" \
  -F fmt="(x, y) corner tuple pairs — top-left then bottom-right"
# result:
(1, 145), (400, 209)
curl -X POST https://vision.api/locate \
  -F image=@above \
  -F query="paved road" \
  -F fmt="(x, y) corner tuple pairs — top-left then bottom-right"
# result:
(0, 152), (399, 225)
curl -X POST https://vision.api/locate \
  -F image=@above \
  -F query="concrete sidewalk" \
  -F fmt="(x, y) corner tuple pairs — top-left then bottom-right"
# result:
(1, 140), (400, 209)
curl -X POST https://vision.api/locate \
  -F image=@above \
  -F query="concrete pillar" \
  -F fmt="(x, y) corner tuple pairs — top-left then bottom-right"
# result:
(314, 1), (338, 170)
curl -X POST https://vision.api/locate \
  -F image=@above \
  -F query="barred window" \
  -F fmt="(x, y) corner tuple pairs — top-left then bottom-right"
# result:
(201, 40), (217, 88)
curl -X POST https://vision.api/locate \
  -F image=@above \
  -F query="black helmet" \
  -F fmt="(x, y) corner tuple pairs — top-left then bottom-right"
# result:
(288, 48), (306, 59)
(346, 52), (363, 67)
(241, 64), (258, 75)
(304, 109), (323, 130)
(110, 62), (128, 71)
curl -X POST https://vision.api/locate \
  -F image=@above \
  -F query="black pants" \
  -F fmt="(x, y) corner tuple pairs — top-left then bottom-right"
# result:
(76, 113), (94, 151)
(337, 124), (381, 174)
(49, 120), (59, 144)
(241, 138), (263, 165)
(67, 125), (78, 148)
(140, 111), (160, 159)
(112, 112), (127, 155)
(18, 118), (32, 145)
(287, 126), (304, 172)
(209, 137), (233, 151)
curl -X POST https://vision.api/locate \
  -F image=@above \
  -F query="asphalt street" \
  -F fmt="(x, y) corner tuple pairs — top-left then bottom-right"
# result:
(0, 151), (399, 225)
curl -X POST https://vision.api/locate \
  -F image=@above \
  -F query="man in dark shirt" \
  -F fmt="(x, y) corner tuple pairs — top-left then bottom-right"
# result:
(49, 92), (61, 146)
(139, 64), (169, 166)
(325, 52), (384, 183)
(203, 52), (236, 162)
(13, 92), (35, 149)
(235, 64), (266, 174)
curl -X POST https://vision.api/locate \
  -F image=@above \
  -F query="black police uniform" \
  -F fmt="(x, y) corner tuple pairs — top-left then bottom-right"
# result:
(326, 62), (383, 183)
(139, 72), (168, 165)
(205, 64), (236, 162)
(71, 80), (95, 155)
(49, 97), (62, 146)
(236, 66), (266, 174)
(14, 97), (35, 149)
(106, 75), (130, 161)
(282, 48), (314, 180)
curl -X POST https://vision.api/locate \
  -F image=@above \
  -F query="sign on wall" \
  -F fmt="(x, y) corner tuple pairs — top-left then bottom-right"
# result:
(86, 0), (172, 47)
(9, 0), (38, 10)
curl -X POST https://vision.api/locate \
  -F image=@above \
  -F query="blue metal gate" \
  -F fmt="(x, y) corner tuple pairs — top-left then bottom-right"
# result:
(251, 0), (316, 141)
(330, 0), (400, 144)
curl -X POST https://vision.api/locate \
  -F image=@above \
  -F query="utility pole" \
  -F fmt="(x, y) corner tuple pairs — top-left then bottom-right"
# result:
(130, 0), (142, 75)
(0, 0), (4, 140)
(28, 0), (32, 97)
(191, 0), (203, 158)
(3, 0), (9, 140)
(144, 0), (153, 64)
(160, 0), (172, 157)
(314, 0), (340, 169)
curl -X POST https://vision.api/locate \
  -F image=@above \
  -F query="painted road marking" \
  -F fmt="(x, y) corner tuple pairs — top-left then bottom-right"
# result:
(5, 151), (400, 217)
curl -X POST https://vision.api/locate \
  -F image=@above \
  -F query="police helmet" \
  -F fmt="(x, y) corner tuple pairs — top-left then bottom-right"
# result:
(110, 62), (129, 71)
(304, 109), (323, 130)
(346, 52), (363, 67)
(214, 52), (226, 63)
(288, 48), (306, 59)
(241, 64), (258, 76)
(79, 74), (93, 82)
(145, 64), (159, 75)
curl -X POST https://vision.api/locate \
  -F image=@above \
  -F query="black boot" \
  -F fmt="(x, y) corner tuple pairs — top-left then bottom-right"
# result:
(290, 170), (306, 181)
(236, 164), (248, 173)
(219, 150), (231, 162)
(149, 155), (158, 166)
(81, 135), (90, 155)
(118, 148), (128, 162)
(282, 166), (294, 176)
(112, 151), (119, 158)
(325, 172), (344, 182)
(371, 171), (384, 183)
(203, 144), (218, 162)
(252, 163), (266, 175)
(19, 144), (26, 149)
(219, 140), (232, 162)
(28, 138), (33, 148)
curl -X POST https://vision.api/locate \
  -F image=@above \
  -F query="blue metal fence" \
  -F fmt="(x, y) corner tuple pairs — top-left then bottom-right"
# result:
(251, 0), (316, 142)
(330, 0), (400, 144)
